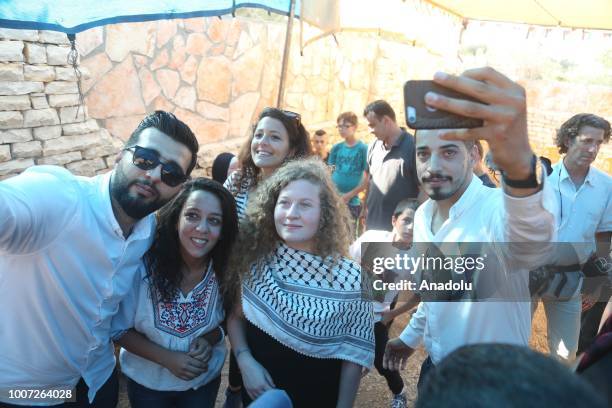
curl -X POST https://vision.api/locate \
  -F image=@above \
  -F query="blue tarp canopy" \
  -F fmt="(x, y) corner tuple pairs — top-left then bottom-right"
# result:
(0, 0), (303, 34)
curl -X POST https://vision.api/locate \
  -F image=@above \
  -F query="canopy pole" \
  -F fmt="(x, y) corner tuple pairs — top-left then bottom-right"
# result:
(276, 0), (296, 108)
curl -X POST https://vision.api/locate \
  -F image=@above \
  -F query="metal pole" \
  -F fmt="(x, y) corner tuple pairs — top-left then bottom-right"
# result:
(276, 0), (296, 108)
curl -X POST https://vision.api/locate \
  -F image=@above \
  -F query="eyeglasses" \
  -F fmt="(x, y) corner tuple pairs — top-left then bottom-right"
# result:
(125, 145), (187, 187)
(262, 107), (301, 127)
(488, 167), (502, 181)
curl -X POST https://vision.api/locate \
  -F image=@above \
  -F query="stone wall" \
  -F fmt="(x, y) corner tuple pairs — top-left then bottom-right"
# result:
(75, 7), (462, 173)
(524, 80), (612, 172)
(0, 28), (122, 179)
(0, 8), (610, 179)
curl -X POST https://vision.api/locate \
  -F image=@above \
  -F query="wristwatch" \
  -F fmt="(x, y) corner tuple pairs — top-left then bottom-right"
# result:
(501, 154), (544, 189)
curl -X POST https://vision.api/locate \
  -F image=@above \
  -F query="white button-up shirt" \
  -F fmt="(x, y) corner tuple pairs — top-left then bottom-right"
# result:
(399, 176), (556, 364)
(549, 161), (612, 261)
(0, 166), (155, 405)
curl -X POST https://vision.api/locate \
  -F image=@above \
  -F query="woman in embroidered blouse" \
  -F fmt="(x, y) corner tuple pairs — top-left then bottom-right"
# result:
(223, 107), (312, 220)
(226, 158), (375, 408)
(113, 178), (238, 408)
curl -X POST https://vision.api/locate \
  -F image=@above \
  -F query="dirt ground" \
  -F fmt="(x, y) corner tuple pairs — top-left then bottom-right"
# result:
(117, 304), (550, 408)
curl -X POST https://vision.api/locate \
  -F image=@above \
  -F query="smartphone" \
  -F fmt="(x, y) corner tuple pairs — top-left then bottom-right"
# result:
(403, 80), (484, 129)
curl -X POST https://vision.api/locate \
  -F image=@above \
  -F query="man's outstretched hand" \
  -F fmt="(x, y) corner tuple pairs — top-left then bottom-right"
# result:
(383, 337), (415, 371)
(426, 67), (534, 181)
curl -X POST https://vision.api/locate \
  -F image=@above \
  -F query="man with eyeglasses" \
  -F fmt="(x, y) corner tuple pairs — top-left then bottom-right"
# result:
(0, 111), (199, 407)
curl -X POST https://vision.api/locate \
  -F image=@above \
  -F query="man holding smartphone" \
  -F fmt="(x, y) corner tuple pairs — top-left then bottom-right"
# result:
(382, 67), (556, 388)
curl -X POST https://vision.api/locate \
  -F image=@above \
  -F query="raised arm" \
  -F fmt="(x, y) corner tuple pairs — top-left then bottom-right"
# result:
(423, 68), (539, 193)
(0, 167), (79, 253)
(424, 67), (555, 265)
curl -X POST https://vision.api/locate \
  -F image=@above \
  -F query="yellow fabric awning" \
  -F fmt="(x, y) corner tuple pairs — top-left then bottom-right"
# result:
(426, 0), (612, 30)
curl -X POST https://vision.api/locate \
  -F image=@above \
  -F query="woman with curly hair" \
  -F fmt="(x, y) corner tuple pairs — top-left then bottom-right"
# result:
(112, 178), (238, 408)
(227, 158), (375, 408)
(222, 107), (312, 407)
(223, 107), (312, 220)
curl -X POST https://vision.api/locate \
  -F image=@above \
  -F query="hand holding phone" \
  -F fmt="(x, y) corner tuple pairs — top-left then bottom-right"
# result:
(404, 80), (483, 130)
(418, 67), (534, 181)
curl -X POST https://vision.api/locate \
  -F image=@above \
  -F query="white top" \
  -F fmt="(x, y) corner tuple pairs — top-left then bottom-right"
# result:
(349, 230), (417, 322)
(399, 176), (556, 364)
(223, 170), (251, 221)
(0, 166), (155, 405)
(549, 161), (612, 262)
(114, 263), (226, 391)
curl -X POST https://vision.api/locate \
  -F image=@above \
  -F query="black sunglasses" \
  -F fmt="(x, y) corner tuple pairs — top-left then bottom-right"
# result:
(262, 107), (301, 127)
(125, 145), (187, 187)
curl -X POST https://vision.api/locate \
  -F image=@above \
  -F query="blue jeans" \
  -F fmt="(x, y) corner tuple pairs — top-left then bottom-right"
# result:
(249, 389), (293, 408)
(127, 376), (221, 408)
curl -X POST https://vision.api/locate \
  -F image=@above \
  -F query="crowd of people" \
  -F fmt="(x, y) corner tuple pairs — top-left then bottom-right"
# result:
(0, 67), (610, 408)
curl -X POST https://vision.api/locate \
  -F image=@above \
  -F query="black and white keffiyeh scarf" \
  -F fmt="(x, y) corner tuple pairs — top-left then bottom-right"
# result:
(223, 169), (253, 221)
(242, 243), (375, 368)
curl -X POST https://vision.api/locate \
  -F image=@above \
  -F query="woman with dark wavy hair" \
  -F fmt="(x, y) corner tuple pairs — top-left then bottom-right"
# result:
(113, 178), (238, 408)
(227, 158), (375, 408)
(224, 107), (312, 220)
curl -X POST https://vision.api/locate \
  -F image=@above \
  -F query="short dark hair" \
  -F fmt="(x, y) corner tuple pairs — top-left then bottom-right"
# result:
(363, 100), (396, 122)
(337, 111), (358, 126)
(555, 113), (610, 154)
(126, 111), (199, 175)
(314, 129), (327, 137)
(211, 152), (235, 184)
(417, 344), (606, 408)
(145, 177), (238, 312)
(393, 198), (419, 217)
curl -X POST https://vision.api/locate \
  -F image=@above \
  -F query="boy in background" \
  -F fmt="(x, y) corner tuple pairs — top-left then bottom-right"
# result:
(311, 129), (329, 162)
(329, 112), (368, 223)
(350, 199), (421, 408)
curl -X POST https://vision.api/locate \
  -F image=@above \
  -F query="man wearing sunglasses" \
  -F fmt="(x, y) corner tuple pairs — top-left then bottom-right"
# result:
(0, 111), (198, 407)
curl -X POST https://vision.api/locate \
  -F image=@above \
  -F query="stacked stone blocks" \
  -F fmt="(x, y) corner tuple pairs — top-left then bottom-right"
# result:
(0, 28), (122, 179)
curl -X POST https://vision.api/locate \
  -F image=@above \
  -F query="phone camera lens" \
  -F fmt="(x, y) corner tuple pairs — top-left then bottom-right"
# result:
(407, 106), (416, 123)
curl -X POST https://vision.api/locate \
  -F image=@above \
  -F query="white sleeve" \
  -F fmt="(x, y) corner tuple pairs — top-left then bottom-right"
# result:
(399, 301), (426, 348)
(596, 186), (612, 233)
(0, 166), (79, 254)
(500, 174), (557, 270)
(349, 236), (364, 262)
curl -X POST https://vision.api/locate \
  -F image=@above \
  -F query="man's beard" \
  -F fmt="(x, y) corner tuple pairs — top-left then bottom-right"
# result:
(421, 174), (459, 201)
(427, 187), (456, 201)
(110, 167), (167, 220)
